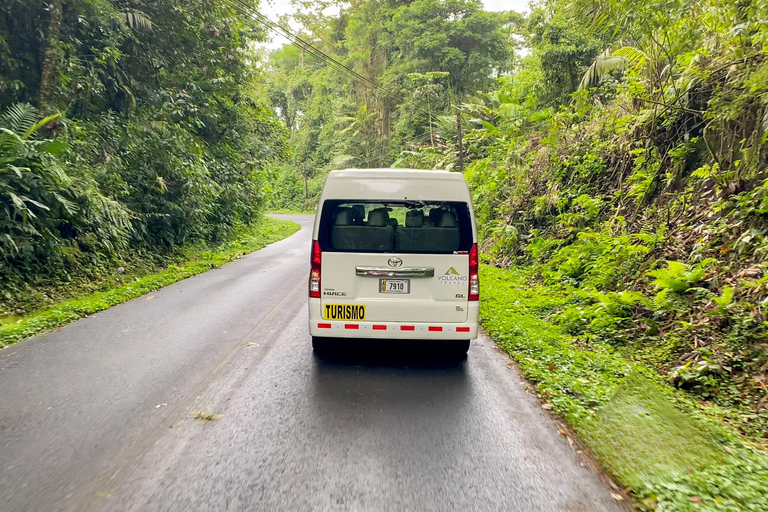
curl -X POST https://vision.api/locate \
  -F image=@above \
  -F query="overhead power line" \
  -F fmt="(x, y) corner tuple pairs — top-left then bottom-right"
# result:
(223, 0), (389, 97)
(222, 0), (460, 154)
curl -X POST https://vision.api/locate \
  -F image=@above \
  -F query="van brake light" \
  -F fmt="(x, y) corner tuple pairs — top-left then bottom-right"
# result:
(309, 240), (322, 298)
(469, 243), (479, 301)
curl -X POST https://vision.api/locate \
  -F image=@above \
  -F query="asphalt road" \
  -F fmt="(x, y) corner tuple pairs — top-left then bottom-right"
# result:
(0, 215), (623, 512)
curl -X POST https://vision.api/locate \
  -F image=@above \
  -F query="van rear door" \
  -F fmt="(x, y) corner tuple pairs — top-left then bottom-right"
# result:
(317, 201), (474, 324)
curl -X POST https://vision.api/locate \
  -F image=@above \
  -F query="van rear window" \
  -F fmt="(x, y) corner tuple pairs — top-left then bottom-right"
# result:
(318, 201), (473, 254)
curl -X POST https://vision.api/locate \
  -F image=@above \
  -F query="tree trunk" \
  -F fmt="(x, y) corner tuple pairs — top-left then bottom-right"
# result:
(39, 0), (64, 110)
(381, 51), (390, 141)
(428, 99), (434, 147)
(457, 111), (464, 173)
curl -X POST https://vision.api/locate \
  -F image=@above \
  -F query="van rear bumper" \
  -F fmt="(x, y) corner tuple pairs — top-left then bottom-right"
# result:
(308, 300), (479, 339)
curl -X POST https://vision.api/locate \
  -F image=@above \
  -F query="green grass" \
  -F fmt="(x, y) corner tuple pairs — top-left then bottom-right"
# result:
(480, 264), (768, 511)
(585, 375), (727, 485)
(0, 217), (300, 348)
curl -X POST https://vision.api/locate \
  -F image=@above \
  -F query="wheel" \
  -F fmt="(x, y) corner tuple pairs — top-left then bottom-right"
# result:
(446, 340), (470, 358)
(312, 336), (335, 354)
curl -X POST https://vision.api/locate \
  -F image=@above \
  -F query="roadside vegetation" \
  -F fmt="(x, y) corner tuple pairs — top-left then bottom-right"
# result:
(1, 1), (289, 335)
(267, 208), (315, 215)
(0, 217), (298, 348)
(466, 1), (768, 507)
(456, 0), (768, 450)
(482, 265), (768, 510)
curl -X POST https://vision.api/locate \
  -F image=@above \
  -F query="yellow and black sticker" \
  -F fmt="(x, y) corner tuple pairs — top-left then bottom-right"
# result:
(324, 304), (366, 321)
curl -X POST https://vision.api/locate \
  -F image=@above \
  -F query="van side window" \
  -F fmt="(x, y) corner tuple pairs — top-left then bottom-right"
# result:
(319, 201), (472, 254)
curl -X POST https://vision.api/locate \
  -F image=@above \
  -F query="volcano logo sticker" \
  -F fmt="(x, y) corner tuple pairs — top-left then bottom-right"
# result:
(438, 267), (468, 286)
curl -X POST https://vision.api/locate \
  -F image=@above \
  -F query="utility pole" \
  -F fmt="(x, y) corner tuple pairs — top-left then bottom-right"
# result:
(457, 110), (464, 173)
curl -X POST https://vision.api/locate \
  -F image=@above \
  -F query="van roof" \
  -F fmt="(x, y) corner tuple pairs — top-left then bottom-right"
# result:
(327, 168), (462, 180)
(321, 168), (470, 202)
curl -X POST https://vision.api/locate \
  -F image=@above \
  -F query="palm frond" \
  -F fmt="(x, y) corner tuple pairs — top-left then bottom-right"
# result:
(46, 160), (73, 187)
(122, 10), (154, 31)
(23, 113), (62, 140)
(331, 154), (356, 168)
(2, 233), (19, 253)
(614, 46), (647, 71)
(579, 48), (629, 90)
(53, 192), (79, 216)
(498, 102), (523, 120)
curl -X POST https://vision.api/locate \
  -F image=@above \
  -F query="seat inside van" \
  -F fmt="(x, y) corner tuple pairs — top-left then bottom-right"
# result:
(331, 207), (393, 251)
(398, 208), (460, 252)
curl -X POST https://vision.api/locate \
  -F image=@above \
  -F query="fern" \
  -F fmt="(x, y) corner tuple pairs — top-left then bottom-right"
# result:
(0, 103), (61, 142)
(0, 127), (24, 153)
(647, 259), (716, 293)
(712, 286), (735, 316)
(0, 103), (37, 136)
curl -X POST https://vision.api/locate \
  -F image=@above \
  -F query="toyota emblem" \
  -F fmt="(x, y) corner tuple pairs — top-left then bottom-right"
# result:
(388, 257), (403, 268)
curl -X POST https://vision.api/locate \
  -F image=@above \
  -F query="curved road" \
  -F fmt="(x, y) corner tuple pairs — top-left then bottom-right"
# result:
(0, 215), (623, 512)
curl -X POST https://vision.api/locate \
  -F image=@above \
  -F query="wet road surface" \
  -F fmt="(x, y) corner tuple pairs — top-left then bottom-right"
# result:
(0, 215), (623, 512)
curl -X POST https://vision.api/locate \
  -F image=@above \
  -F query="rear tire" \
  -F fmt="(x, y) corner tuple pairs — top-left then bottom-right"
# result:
(446, 340), (470, 358)
(312, 336), (334, 354)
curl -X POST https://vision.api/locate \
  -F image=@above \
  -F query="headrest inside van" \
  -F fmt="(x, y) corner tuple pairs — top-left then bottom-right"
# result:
(368, 208), (390, 226)
(334, 207), (353, 225)
(405, 210), (424, 227)
(438, 211), (457, 227)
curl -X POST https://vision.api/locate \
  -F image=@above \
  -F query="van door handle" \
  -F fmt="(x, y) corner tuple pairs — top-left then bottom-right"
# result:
(355, 267), (435, 278)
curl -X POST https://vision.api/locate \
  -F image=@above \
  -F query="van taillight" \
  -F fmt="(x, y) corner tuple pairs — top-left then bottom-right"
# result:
(309, 240), (322, 298)
(469, 243), (479, 301)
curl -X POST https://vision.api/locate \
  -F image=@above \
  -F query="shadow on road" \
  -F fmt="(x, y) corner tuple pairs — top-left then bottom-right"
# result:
(309, 339), (473, 418)
(311, 339), (469, 369)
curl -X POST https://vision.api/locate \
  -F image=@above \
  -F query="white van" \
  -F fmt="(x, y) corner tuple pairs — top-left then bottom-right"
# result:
(308, 169), (479, 355)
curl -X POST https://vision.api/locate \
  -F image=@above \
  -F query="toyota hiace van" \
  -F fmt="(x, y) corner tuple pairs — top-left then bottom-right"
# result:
(308, 169), (479, 355)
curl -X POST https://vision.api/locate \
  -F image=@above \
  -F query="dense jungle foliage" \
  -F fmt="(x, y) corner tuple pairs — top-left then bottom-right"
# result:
(461, 0), (768, 443)
(265, 0), (768, 446)
(0, 0), (287, 316)
(263, 0), (513, 208)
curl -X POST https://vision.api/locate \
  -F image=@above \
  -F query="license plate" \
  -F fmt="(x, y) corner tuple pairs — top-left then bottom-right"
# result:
(324, 304), (366, 321)
(380, 279), (410, 294)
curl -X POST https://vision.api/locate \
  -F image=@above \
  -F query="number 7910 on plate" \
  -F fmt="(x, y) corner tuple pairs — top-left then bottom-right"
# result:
(379, 279), (410, 294)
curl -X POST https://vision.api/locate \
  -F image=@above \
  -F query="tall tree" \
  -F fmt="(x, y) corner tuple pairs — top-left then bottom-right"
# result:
(264, 0), (513, 207)
(38, 0), (63, 109)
